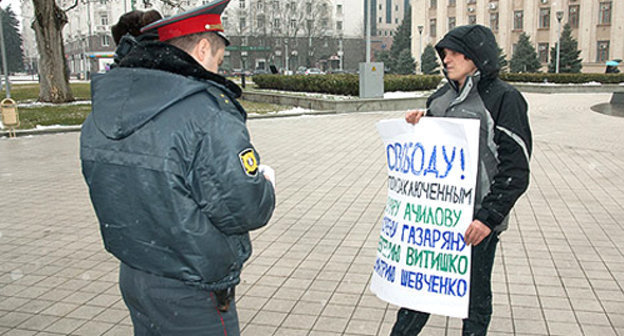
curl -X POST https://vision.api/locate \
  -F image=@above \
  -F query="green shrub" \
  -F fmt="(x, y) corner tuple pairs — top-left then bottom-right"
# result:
(384, 75), (442, 92)
(252, 74), (442, 96)
(500, 72), (624, 84)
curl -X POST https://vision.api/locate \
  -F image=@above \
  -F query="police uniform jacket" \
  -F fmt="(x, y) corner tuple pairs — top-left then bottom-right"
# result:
(427, 25), (532, 232)
(80, 41), (275, 291)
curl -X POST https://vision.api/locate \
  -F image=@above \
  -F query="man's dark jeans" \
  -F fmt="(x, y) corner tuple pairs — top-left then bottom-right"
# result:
(390, 232), (500, 336)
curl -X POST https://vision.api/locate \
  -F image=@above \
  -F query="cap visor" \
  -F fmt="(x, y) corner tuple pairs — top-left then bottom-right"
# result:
(217, 31), (230, 46)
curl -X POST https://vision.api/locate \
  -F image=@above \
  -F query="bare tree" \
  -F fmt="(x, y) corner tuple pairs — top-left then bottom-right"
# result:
(300, 1), (331, 67)
(223, 0), (332, 69)
(31, 0), (74, 103)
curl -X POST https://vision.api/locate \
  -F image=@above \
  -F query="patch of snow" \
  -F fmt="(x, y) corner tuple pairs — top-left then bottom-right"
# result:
(277, 107), (312, 114)
(19, 100), (91, 108)
(35, 124), (71, 130)
(384, 91), (427, 99)
(255, 89), (356, 100)
(10, 269), (24, 281)
(249, 106), (312, 117)
(254, 89), (431, 100)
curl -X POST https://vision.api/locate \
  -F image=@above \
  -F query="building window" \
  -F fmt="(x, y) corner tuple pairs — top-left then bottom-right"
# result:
(467, 0), (476, 3)
(597, 41), (609, 62)
(100, 14), (108, 26)
(273, 1), (279, 11)
(379, 17), (382, 23)
(321, 19), (328, 28)
(290, 19), (297, 30)
(539, 8), (550, 29)
(337, 21), (343, 31)
(306, 2), (312, 14)
(514, 10), (523, 30)
(240, 0), (245, 8)
(538, 43), (549, 63)
(101, 35), (110, 47)
(240, 18), (246, 31)
(448, 16), (456, 30)
(468, 15), (476, 25)
(569, 5), (579, 28)
(430, 0), (437, 9)
(599, 1), (612, 25)
(489, 12), (499, 31)
(449, 0), (456, 6)
(430, 18), (436, 37)
(386, 0), (392, 23)
(274, 18), (280, 30)
(396, 5), (398, 10)
(337, 4), (342, 14)
(257, 16), (265, 30)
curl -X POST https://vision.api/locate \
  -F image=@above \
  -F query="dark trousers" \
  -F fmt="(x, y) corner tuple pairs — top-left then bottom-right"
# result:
(119, 263), (240, 336)
(391, 233), (500, 336)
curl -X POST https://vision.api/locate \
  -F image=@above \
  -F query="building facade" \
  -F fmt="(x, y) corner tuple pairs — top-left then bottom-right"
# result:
(221, 0), (367, 73)
(58, 0), (177, 77)
(18, 0), (371, 76)
(411, 0), (623, 73)
(19, 1), (39, 76)
(365, 0), (411, 58)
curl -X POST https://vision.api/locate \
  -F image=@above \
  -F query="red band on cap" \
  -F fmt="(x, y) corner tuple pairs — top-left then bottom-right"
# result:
(157, 14), (223, 41)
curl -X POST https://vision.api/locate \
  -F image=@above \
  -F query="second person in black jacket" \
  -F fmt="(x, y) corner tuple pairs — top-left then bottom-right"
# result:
(392, 24), (532, 336)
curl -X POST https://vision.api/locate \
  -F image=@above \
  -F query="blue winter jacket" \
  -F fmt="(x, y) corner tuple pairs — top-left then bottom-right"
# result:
(80, 42), (275, 291)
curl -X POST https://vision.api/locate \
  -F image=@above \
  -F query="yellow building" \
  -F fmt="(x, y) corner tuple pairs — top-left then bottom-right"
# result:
(411, 0), (622, 73)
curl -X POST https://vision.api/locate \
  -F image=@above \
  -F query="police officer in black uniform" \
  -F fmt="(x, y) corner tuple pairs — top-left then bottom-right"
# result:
(80, 1), (276, 334)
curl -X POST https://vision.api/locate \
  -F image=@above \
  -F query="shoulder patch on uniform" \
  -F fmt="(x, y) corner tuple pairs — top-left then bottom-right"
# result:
(239, 148), (258, 176)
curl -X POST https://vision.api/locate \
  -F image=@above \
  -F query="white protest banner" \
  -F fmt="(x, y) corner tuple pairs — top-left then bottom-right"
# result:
(370, 117), (480, 319)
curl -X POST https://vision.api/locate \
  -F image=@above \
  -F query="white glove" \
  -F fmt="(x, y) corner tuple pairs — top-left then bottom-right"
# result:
(258, 164), (275, 189)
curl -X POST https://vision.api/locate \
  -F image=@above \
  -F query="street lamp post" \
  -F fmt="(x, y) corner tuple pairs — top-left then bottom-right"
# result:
(338, 36), (343, 71)
(292, 50), (298, 71)
(555, 10), (564, 73)
(82, 37), (88, 80)
(241, 50), (247, 88)
(417, 25), (423, 74)
(0, 8), (11, 98)
(365, 0), (371, 62)
(284, 38), (289, 74)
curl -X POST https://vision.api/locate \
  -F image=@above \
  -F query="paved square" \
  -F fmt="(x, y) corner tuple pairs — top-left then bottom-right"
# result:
(1, 92), (623, 335)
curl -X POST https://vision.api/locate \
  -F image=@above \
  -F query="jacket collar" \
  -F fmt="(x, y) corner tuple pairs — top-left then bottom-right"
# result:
(448, 70), (481, 107)
(118, 41), (242, 98)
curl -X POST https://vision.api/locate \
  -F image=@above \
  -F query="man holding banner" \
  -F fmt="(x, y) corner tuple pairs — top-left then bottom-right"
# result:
(385, 24), (532, 335)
